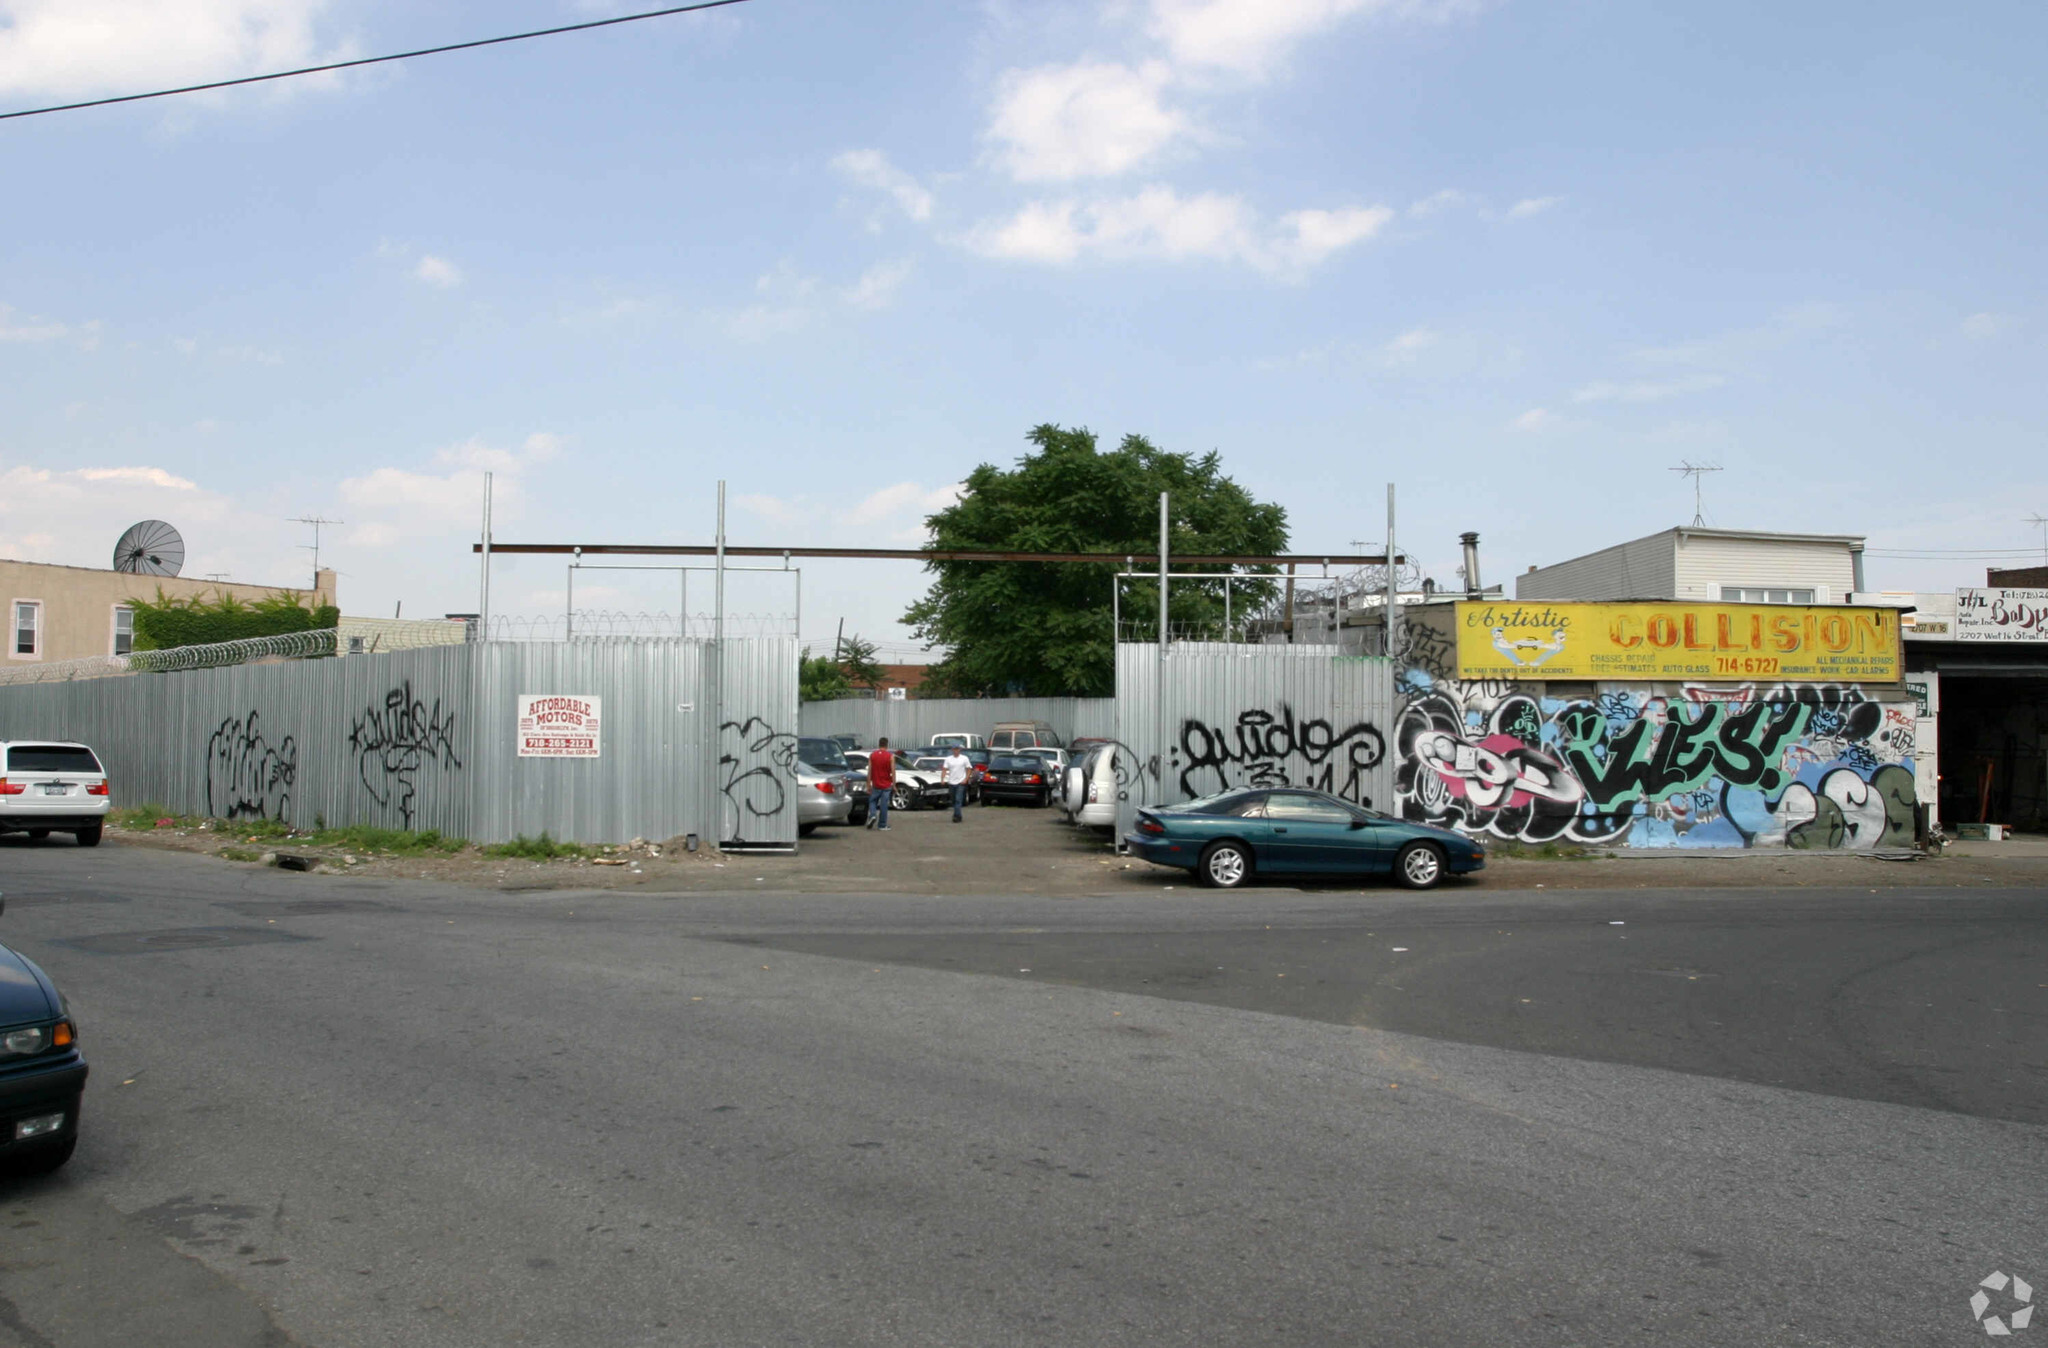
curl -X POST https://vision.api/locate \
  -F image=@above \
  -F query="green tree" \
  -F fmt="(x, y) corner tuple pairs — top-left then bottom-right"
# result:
(904, 424), (1288, 697)
(838, 635), (887, 692)
(130, 589), (339, 652)
(799, 648), (852, 702)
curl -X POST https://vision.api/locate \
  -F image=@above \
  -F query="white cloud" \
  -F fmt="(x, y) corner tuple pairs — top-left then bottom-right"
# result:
(78, 466), (200, 489)
(986, 60), (1190, 182)
(831, 149), (934, 222)
(1510, 407), (1557, 432)
(1504, 195), (1561, 219)
(1273, 204), (1393, 269)
(1960, 311), (2018, 341)
(0, 457), (292, 584)
(1408, 188), (1470, 218)
(1377, 328), (1440, 363)
(0, 0), (347, 103)
(967, 186), (1387, 275)
(737, 480), (962, 545)
(413, 255), (463, 288)
(841, 259), (913, 311)
(1570, 373), (1727, 404)
(1148, 0), (1481, 78)
(1632, 303), (1840, 370)
(0, 302), (99, 346)
(338, 432), (562, 539)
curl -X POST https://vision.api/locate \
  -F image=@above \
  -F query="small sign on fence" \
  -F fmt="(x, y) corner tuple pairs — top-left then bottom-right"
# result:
(518, 694), (602, 758)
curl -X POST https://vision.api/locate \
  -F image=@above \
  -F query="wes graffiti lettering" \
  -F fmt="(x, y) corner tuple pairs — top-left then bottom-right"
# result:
(1556, 699), (1810, 807)
(1396, 678), (1915, 850)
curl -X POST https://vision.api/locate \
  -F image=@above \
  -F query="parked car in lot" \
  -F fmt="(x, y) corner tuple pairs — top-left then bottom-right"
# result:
(982, 754), (1057, 806)
(1017, 746), (1070, 775)
(0, 742), (110, 847)
(927, 733), (987, 752)
(1064, 744), (1121, 829)
(799, 736), (868, 826)
(0, 895), (86, 1175)
(989, 722), (1063, 752)
(1124, 788), (1485, 890)
(887, 758), (954, 811)
(796, 761), (854, 835)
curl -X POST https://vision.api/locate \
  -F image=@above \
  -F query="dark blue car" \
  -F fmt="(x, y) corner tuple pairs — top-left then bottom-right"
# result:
(1124, 788), (1486, 889)
(0, 895), (86, 1176)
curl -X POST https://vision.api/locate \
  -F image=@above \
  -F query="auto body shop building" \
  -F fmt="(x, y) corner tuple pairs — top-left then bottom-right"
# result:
(1390, 527), (1919, 850)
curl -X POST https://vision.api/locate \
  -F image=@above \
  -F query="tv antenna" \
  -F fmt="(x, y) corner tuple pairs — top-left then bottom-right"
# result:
(289, 515), (344, 589)
(2027, 513), (2048, 565)
(1671, 461), (1723, 527)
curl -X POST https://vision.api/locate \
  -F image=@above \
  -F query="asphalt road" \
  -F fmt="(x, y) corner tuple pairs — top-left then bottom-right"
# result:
(0, 840), (2042, 1347)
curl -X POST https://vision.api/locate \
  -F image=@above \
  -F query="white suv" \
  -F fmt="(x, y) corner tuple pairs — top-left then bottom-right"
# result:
(0, 742), (110, 847)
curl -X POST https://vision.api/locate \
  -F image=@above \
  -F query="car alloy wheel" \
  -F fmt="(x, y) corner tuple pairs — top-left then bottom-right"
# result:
(1396, 842), (1444, 890)
(1200, 841), (1250, 889)
(892, 785), (914, 810)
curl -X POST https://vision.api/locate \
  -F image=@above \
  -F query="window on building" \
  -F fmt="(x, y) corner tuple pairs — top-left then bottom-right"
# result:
(13, 601), (40, 657)
(1721, 587), (1816, 604)
(113, 606), (135, 656)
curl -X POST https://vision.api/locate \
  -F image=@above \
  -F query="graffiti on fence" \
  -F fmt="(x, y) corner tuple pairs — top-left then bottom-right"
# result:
(720, 716), (800, 842)
(1176, 705), (1386, 807)
(1397, 678), (1914, 849)
(206, 712), (298, 820)
(347, 681), (463, 828)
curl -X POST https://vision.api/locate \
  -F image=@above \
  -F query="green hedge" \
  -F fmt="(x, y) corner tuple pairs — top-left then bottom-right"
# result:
(131, 590), (339, 651)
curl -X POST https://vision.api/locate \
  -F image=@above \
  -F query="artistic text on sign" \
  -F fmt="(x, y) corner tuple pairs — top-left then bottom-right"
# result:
(517, 694), (602, 758)
(1454, 601), (1900, 681)
(1954, 588), (2048, 642)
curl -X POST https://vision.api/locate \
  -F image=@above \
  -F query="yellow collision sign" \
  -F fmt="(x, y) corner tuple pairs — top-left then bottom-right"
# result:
(1453, 601), (1901, 682)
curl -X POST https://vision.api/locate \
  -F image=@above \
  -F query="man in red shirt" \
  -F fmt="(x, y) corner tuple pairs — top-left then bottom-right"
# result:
(865, 737), (895, 830)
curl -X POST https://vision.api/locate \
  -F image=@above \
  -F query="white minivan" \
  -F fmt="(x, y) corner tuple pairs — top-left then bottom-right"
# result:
(1064, 744), (1119, 829)
(0, 742), (110, 847)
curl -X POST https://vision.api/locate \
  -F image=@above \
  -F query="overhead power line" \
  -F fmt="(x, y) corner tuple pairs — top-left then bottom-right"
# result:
(0, 0), (752, 123)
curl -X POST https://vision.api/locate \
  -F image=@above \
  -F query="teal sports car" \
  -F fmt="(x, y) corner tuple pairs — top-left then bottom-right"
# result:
(1124, 788), (1486, 889)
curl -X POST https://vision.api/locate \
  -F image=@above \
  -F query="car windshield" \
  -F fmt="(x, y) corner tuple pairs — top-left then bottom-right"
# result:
(990, 756), (1038, 771)
(6, 745), (101, 773)
(798, 737), (850, 771)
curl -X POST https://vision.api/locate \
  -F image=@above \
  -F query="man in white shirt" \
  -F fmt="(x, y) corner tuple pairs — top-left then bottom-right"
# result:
(942, 747), (973, 823)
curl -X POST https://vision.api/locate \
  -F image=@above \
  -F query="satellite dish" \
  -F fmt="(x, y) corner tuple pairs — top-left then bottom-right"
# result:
(112, 520), (186, 577)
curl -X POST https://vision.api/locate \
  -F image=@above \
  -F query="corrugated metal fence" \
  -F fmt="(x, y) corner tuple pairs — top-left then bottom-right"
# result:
(1112, 643), (1395, 834)
(799, 696), (1117, 749)
(0, 637), (798, 847)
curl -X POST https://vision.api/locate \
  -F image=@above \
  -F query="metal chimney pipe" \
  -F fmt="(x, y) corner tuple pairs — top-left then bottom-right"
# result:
(1459, 532), (1482, 595)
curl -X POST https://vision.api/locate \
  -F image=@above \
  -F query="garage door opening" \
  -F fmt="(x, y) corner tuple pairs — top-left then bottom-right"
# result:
(1937, 676), (2048, 832)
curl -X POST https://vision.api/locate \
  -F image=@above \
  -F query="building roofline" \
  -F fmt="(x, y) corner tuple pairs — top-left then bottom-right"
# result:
(1520, 526), (1867, 578)
(0, 555), (320, 592)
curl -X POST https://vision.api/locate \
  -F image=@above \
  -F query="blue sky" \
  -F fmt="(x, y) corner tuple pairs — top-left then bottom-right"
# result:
(2, 0), (2043, 657)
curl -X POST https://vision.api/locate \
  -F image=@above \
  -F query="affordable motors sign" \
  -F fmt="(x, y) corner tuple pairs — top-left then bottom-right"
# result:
(1954, 588), (2048, 642)
(1454, 601), (1901, 682)
(517, 694), (602, 758)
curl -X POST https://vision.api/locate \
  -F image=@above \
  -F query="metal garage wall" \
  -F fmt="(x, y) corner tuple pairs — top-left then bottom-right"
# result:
(799, 696), (1117, 749)
(0, 636), (801, 847)
(469, 639), (707, 846)
(711, 636), (802, 848)
(0, 645), (476, 835)
(1113, 643), (1395, 835)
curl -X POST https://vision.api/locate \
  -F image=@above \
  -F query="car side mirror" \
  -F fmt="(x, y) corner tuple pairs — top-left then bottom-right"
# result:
(1349, 818), (1369, 830)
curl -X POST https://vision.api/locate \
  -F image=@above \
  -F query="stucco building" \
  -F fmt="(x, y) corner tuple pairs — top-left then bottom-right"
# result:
(2, 558), (336, 666)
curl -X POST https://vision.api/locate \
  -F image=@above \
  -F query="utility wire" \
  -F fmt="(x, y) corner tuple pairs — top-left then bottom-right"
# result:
(0, 0), (752, 123)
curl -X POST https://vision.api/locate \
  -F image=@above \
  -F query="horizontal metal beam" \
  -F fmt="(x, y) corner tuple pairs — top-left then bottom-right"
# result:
(472, 543), (1400, 566)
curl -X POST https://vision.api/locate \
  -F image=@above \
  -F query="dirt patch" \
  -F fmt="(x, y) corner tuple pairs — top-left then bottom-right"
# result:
(67, 807), (2048, 896)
